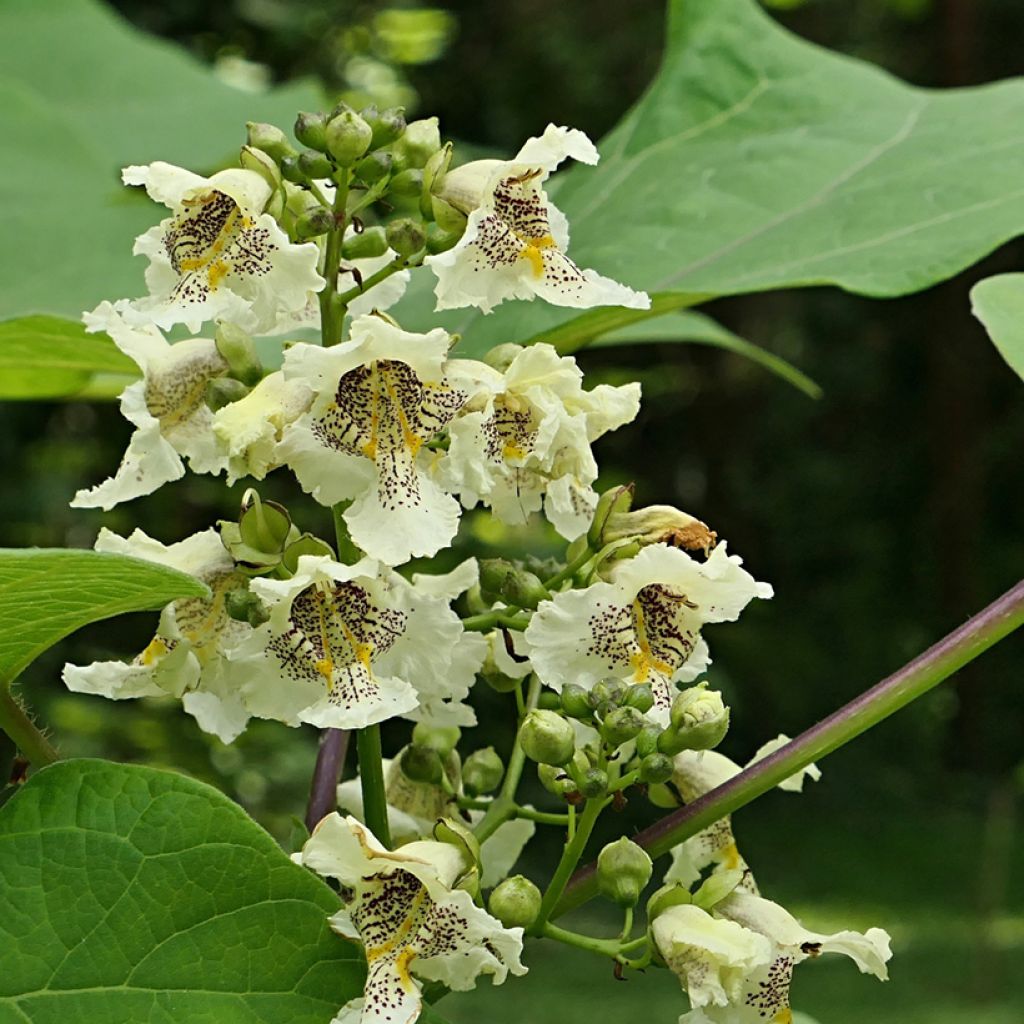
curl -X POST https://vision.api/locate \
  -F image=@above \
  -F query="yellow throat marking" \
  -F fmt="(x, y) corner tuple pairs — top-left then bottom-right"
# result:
(520, 234), (557, 278)
(629, 600), (673, 682)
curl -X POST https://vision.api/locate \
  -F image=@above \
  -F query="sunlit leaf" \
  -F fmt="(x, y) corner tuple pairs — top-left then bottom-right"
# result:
(970, 273), (1024, 382)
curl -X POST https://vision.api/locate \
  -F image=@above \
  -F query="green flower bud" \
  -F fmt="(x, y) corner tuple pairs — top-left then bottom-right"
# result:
(238, 492), (293, 553)
(537, 762), (575, 796)
(298, 149), (334, 179)
(519, 709), (575, 766)
(367, 106), (407, 149)
(462, 747), (504, 797)
(354, 151), (393, 184)
(204, 376), (249, 411)
(214, 323), (262, 386)
(425, 222), (463, 254)
(597, 837), (653, 907)
(635, 724), (661, 759)
(240, 145), (282, 190)
(639, 752), (674, 785)
(385, 218), (426, 258)
(341, 225), (389, 260)
(479, 558), (550, 610)
(422, 142), (453, 200)
(246, 121), (296, 162)
(646, 882), (692, 922)
(488, 875), (542, 929)
(279, 155), (306, 184)
(294, 205), (336, 240)
(600, 706), (646, 747)
(646, 781), (681, 809)
(294, 111), (328, 151)
(602, 505), (717, 556)
(392, 117), (441, 169)
(668, 684), (730, 751)
(283, 180), (319, 217)
(587, 484), (635, 548)
(430, 194), (468, 234)
(560, 684), (592, 720)
(225, 587), (269, 627)
(576, 767), (609, 799)
(326, 110), (373, 166)
(400, 743), (444, 785)
(537, 691), (560, 711)
(390, 167), (424, 200)
(412, 722), (461, 756)
(588, 680), (626, 711)
(622, 684), (655, 714)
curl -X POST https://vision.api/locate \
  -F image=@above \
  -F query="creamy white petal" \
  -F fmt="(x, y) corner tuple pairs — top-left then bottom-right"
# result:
(747, 735), (822, 793)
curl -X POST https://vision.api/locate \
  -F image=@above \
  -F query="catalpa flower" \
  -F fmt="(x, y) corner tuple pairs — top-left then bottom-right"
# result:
(62, 528), (252, 743)
(278, 315), (469, 565)
(123, 161), (324, 334)
(227, 554), (485, 730)
(426, 124), (650, 314)
(71, 301), (229, 510)
(301, 815), (527, 1024)
(525, 542), (772, 723)
(666, 741), (822, 895)
(653, 891), (891, 1024)
(442, 343), (641, 539)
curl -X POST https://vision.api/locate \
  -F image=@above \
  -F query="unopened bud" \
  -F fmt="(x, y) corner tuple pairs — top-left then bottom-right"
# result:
(326, 110), (373, 166)
(489, 875), (542, 929)
(423, 142), (453, 200)
(400, 743), (444, 785)
(279, 155), (305, 184)
(214, 323), (262, 386)
(430, 195), (468, 234)
(294, 111), (328, 152)
(298, 149), (334, 179)
(587, 680), (626, 711)
(597, 837), (652, 908)
(537, 762), (576, 796)
(635, 724), (661, 759)
(390, 167), (424, 200)
(225, 587), (269, 626)
(576, 767), (609, 799)
(519, 709), (575, 766)
(246, 121), (296, 162)
(639, 752), (674, 785)
(479, 558), (550, 610)
(205, 377), (249, 411)
(600, 706), (646, 747)
(368, 106), (407, 149)
(425, 222), (463, 254)
(392, 116), (440, 169)
(560, 684), (592, 720)
(342, 225), (389, 260)
(666, 685), (730, 751)
(355, 151), (393, 184)
(588, 484), (635, 549)
(412, 722), (461, 756)
(463, 747), (504, 797)
(240, 145), (282, 190)
(294, 205), (336, 240)
(622, 683), (655, 714)
(385, 218), (426, 258)
(603, 505), (717, 556)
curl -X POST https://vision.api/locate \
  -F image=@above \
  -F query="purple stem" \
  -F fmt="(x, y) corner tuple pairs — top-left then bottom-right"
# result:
(305, 727), (349, 833)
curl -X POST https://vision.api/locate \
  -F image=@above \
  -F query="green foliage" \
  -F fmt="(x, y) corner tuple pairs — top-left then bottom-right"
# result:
(0, 759), (364, 1023)
(0, 0), (322, 321)
(0, 316), (137, 399)
(970, 274), (1024, 381)
(0, 549), (209, 689)
(399, 0), (1024, 361)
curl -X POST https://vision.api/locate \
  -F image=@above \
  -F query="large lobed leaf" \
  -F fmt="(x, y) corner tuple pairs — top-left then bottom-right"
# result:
(0, 549), (210, 688)
(400, 0), (1024, 351)
(0, 759), (364, 1024)
(0, 0), (322, 322)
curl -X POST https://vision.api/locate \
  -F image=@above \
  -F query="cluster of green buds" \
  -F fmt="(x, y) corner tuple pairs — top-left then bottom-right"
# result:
(219, 489), (334, 580)
(204, 323), (265, 411)
(244, 100), (461, 257)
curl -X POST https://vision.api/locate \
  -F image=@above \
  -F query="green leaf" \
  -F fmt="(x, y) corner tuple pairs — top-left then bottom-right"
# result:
(0, 549), (210, 689)
(0, 759), (364, 1023)
(593, 309), (822, 399)
(399, 0), (1024, 349)
(0, 0), (322, 322)
(0, 316), (138, 399)
(970, 274), (1024, 382)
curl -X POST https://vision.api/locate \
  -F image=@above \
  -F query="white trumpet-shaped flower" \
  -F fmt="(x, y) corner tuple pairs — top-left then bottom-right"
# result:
(122, 161), (324, 334)
(71, 301), (229, 509)
(653, 892), (891, 1024)
(277, 315), (469, 565)
(442, 344), (640, 539)
(226, 554), (484, 730)
(667, 741), (822, 895)
(525, 543), (772, 723)
(301, 815), (527, 1024)
(61, 528), (252, 743)
(426, 124), (650, 314)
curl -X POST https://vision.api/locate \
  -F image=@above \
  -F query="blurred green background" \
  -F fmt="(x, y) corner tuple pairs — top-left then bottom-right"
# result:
(2, 0), (1023, 1021)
